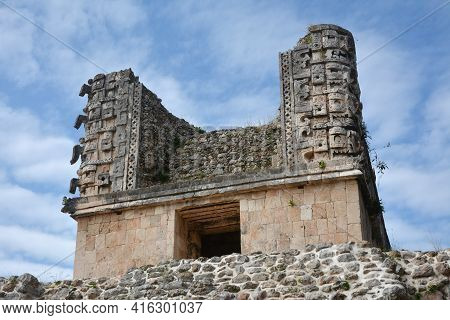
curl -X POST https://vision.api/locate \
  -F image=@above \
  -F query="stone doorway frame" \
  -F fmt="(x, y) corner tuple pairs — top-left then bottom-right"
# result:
(174, 201), (241, 259)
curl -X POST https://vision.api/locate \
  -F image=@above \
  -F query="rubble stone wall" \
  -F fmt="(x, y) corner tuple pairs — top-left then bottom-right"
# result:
(2, 243), (448, 300)
(170, 123), (282, 182)
(136, 86), (198, 188)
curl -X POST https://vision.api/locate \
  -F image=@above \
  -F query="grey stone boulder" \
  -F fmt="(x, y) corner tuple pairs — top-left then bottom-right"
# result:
(412, 264), (435, 278)
(16, 274), (44, 298)
(382, 285), (408, 300)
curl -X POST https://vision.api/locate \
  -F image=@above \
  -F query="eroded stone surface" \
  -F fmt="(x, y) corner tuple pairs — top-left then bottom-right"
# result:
(1, 243), (448, 300)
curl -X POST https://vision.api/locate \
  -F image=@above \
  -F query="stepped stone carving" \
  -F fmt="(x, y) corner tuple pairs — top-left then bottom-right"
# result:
(64, 25), (390, 279)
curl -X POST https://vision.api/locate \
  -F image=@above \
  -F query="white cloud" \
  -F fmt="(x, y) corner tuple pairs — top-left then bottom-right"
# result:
(167, 1), (305, 79)
(0, 258), (72, 282)
(0, 225), (74, 266)
(0, 5), (39, 85)
(376, 72), (450, 218)
(0, 102), (76, 278)
(385, 215), (449, 251)
(201, 86), (279, 127)
(0, 0), (152, 94)
(356, 30), (423, 144)
(380, 166), (450, 218)
(0, 169), (6, 182)
(0, 182), (75, 234)
(0, 102), (76, 188)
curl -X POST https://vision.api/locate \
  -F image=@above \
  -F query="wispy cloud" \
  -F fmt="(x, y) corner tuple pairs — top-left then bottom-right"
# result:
(0, 102), (76, 188)
(0, 5), (39, 85)
(0, 224), (74, 265)
(356, 30), (424, 144)
(0, 257), (72, 282)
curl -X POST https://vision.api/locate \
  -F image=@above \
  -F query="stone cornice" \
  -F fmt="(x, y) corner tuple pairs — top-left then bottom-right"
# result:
(68, 167), (363, 218)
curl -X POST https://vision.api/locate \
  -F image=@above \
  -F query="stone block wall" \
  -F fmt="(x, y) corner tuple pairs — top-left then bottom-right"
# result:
(73, 205), (175, 279)
(239, 179), (371, 254)
(73, 177), (374, 279)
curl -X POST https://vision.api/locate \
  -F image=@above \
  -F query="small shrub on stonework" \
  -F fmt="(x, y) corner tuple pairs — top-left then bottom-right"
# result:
(318, 160), (326, 170)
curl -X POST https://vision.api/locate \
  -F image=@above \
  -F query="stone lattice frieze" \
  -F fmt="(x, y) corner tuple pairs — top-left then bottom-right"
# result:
(169, 123), (282, 182)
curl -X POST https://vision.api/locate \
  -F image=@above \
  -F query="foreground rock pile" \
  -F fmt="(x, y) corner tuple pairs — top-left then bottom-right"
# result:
(1, 243), (449, 300)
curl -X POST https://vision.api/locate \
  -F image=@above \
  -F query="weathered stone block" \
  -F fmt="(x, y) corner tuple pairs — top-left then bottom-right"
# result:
(347, 202), (361, 224)
(312, 203), (327, 219)
(347, 223), (363, 241)
(317, 219), (328, 235)
(301, 205), (313, 220)
(334, 201), (347, 217)
(305, 221), (318, 237)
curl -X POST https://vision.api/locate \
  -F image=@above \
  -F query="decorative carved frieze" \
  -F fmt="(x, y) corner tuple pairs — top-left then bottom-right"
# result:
(279, 24), (364, 168)
(70, 69), (140, 196)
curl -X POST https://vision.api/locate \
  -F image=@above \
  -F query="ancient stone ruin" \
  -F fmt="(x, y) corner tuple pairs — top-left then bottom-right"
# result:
(2, 243), (449, 300)
(63, 24), (390, 280)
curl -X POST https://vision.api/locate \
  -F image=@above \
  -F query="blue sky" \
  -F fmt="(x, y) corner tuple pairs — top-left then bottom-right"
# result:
(0, 0), (449, 281)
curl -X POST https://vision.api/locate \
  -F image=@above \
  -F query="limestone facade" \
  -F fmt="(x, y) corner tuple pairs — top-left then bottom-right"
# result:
(73, 177), (373, 279)
(64, 24), (390, 279)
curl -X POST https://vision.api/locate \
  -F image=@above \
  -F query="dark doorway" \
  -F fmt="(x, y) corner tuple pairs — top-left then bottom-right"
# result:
(175, 201), (241, 259)
(201, 231), (241, 258)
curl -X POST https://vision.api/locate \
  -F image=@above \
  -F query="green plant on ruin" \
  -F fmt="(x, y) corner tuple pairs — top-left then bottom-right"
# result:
(9, 277), (18, 286)
(340, 281), (350, 291)
(303, 34), (312, 44)
(196, 172), (206, 179)
(288, 199), (296, 207)
(363, 121), (391, 179)
(318, 160), (326, 170)
(361, 121), (371, 141)
(414, 292), (422, 300)
(387, 250), (400, 260)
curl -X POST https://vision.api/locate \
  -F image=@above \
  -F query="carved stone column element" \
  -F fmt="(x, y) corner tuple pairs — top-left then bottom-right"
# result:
(70, 69), (141, 196)
(279, 24), (364, 170)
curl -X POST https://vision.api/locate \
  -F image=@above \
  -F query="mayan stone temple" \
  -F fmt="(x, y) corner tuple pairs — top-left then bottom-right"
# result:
(63, 24), (390, 279)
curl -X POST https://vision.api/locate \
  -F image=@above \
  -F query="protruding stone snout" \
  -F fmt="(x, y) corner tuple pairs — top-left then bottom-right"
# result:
(74, 115), (87, 129)
(69, 178), (79, 194)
